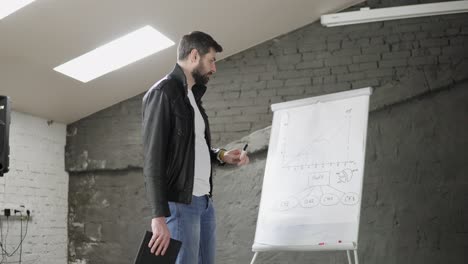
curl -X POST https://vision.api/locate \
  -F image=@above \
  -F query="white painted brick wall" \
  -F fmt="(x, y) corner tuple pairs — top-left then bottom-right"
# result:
(0, 111), (68, 264)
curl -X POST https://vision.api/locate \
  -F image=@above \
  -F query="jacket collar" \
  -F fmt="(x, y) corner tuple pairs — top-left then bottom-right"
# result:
(169, 63), (207, 101)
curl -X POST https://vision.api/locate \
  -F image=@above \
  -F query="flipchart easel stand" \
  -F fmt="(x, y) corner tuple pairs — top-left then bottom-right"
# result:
(249, 243), (359, 264)
(249, 88), (372, 264)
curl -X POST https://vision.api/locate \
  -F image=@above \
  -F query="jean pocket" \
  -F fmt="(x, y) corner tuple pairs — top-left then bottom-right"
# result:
(168, 202), (179, 218)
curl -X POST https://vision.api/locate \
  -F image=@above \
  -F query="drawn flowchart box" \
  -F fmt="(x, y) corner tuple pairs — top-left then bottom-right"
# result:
(307, 171), (330, 186)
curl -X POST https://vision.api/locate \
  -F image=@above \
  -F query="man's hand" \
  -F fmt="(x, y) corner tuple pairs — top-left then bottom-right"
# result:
(149, 217), (171, 256)
(223, 149), (250, 166)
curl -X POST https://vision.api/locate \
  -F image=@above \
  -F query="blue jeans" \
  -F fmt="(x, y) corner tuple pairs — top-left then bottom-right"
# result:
(167, 195), (216, 264)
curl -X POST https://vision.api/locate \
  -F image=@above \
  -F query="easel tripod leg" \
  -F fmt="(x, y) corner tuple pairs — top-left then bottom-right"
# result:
(250, 252), (258, 264)
(354, 250), (359, 264)
(347, 250), (353, 264)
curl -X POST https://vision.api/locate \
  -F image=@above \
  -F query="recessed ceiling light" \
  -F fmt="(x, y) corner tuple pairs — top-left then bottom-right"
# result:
(54, 26), (175, 83)
(0, 0), (36, 20)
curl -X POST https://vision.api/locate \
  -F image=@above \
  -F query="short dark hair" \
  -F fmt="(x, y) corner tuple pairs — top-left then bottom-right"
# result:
(177, 31), (223, 60)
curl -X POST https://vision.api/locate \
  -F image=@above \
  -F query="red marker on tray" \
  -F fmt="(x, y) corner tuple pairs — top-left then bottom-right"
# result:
(319, 242), (325, 246)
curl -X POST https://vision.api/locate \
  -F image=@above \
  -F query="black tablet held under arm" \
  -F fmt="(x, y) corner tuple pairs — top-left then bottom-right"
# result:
(134, 231), (182, 264)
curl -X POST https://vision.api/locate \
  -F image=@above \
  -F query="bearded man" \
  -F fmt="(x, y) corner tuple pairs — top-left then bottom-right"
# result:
(142, 31), (249, 264)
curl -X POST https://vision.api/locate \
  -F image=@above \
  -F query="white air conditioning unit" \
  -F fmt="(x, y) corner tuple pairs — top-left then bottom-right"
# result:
(321, 0), (468, 27)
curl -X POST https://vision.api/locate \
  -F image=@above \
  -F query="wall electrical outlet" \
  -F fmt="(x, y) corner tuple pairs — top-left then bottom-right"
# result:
(13, 206), (27, 215)
(1, 205), (31, 217)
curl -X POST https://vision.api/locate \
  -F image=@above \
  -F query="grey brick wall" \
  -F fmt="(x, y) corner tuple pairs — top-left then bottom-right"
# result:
(215, 82), (468, 263)
(66, 0), (468, 263)
(204, 6), (468, 146)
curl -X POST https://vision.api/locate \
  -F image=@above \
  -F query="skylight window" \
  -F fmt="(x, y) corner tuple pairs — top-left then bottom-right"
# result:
(0, 0), (36, 20)
(54, 26), (175, 83)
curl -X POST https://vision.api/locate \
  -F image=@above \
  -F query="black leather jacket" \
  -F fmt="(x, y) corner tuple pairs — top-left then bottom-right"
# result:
(142, 64), (223, 218)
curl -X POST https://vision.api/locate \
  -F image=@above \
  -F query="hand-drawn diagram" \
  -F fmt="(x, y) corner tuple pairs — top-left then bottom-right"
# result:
(274, 105), (361, 211)
(254, 89), (371, 247)
(276, 164), (360, 211)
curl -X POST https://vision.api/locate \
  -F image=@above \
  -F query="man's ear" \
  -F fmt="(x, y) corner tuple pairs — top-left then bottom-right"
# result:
(189, 49), (199, 63)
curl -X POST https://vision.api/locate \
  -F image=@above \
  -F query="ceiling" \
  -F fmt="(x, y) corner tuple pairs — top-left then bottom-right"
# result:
(0, 0), (363, 124)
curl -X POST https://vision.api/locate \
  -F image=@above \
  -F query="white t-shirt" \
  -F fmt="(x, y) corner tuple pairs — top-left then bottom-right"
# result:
(187, 89), (211, 196)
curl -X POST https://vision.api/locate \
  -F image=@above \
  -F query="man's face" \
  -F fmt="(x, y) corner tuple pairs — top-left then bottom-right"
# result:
(192, 48), (217, 85)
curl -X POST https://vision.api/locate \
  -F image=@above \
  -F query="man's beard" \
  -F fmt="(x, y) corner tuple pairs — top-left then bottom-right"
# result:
(192, 65), (211, 86)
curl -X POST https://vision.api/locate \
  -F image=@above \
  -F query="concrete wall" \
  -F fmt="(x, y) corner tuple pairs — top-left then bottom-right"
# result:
(66, 0), (468, 263)
(0, 111), (68, 264)
(68, 170), (148, 264)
